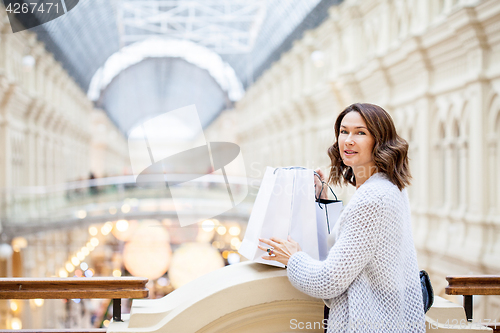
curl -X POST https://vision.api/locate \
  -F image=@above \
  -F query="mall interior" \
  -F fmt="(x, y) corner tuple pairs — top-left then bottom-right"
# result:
(0, 0), (500, 331)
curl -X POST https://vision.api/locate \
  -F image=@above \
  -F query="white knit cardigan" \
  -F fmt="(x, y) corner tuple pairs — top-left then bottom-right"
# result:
(287, 172), (426, 332)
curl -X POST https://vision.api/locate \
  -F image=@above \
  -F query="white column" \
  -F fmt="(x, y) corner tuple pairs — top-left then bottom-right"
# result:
(466, 82), (488, 216)
(458, 141), (468, 211)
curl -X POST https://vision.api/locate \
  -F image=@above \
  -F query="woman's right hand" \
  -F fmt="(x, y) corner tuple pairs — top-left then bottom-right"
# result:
(314, 168), (328, 200)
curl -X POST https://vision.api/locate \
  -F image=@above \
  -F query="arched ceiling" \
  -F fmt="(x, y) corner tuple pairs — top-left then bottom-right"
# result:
(88, 38), (244, 103)
(20, 0), (343, 134)
(100, 57), (228, 134)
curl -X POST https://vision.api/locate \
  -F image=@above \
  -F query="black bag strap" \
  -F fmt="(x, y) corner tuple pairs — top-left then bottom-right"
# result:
(314, 172), (338, 201)
(314, 173), (341, 234)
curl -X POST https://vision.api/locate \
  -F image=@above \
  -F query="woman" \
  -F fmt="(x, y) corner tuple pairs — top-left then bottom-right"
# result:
(258, 103), (425, 332)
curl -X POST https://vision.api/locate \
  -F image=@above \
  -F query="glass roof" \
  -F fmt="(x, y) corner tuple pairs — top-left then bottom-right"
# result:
(25, 0), (342, 133)
(100, 57), (228, 136)
(88, 38), (245, 102)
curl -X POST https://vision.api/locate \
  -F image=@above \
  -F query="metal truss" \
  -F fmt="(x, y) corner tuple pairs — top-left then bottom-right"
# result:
(116, 0), (268, 54)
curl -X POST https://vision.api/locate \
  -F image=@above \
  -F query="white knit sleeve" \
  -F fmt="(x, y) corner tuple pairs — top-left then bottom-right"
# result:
(287, 195), (385, 299)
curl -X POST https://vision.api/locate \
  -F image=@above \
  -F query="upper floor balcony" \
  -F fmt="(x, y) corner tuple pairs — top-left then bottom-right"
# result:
(0, 174), (255, 237)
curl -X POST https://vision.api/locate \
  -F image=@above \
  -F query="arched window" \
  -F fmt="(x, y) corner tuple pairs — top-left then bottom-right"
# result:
(407, 124), (418, 205)
(428, 119), (446, 208)
(431, 0), (446, 21)
(12, 136), (24, 188)
(487, 98), (499, 215)
(437, 0), (445, 16)
(452, 120), (460, 209)
(495, 112), (500, 213)
(406, 9), (412, 37)
(433, 122), (446, 208)
(396, 16), (402, 41)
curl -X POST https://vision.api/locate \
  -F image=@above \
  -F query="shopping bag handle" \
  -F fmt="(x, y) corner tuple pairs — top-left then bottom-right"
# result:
(273, 166), (338, 201)
(313, 173), (342, 235)
(314, 173), (338, 201)
(273, 166), (311, 174)
(274, 166), (340, 235)
(274, 166), (323, 179)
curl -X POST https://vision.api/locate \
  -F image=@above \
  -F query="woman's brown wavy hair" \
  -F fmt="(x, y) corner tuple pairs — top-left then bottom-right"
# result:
(327, 103), (411, 191)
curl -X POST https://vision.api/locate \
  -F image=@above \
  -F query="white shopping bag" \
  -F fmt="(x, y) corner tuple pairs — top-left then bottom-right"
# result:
(239, 167), (320, 268)
(315, 176), (344, 260)
(238, 167), (291, 268)
(316, 198), (344, 260)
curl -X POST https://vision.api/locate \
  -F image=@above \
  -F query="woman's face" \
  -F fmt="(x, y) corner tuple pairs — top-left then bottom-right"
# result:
(338, 111), (376, 172)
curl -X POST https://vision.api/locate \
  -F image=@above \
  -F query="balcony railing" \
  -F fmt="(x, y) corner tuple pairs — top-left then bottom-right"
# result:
(0, 277), (148, 332)
(446, 275), (500, 332)
(0, 268), (498, 332)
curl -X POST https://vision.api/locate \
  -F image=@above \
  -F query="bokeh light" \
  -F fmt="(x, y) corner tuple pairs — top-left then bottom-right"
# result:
(65, 262), (75, 272)
(227, 252), (241, 265)
(90, 238), (99, 247)
(77, 252), (85, 261)
(76, 210), (87, 219)
(201, 219), (215, 232)
(216, 225), (227, 235)
(10, 301), (18, 312)
(168, 242), (224, 289)
(33, 299), (44, 307)
(121, 204), (131, 213)
(116, 220), (129, 232)
(58, 269), (68, 277)
(112, 220), (138, 242)
(71, 257), (80, 266)
(88, 226), (98, 236)
(123, 220), (171, 280)
(11, 237), (27, 252)
(228, 226), (241, 236)
(10, 318), (22, 330)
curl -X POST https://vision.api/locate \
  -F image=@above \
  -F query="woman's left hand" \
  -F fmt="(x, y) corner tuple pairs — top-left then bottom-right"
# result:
(258, 236), (302, 266)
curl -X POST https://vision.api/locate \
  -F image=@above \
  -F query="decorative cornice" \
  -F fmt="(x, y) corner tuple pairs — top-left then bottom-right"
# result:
(449, 7), (489, 51)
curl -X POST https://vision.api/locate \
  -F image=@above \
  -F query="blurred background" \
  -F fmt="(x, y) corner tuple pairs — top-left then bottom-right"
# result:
(0, 0), (499, 329)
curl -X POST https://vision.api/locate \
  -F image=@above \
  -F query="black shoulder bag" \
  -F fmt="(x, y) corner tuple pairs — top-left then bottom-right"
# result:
(420, 270), (434, 313)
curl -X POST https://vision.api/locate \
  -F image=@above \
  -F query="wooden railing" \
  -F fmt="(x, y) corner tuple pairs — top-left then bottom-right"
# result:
(445, 275), (500, 332)
(0, 277), (149, 332)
